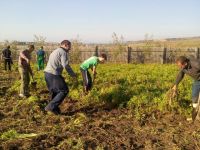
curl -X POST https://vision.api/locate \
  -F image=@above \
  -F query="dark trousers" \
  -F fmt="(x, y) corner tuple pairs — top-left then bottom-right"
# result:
(80, 68), (92, 92)
(192, 80), (200, 103)
(4, 59), (11, 71)
(44, 72), (69, 111)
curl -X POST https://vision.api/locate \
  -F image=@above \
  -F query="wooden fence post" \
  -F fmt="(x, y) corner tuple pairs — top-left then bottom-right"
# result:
(195, 48), (200, 59)
(162, 47), (167, 64)
(127, 46), (131, 63)
(94, 46), (99, 56)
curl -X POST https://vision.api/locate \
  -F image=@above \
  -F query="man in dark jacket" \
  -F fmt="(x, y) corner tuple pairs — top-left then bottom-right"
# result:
(2, 45), (12, 71)
(172, 56), (200, 121)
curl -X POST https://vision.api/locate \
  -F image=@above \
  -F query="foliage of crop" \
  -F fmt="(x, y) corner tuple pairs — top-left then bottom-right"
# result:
(8, 63), (193, 118)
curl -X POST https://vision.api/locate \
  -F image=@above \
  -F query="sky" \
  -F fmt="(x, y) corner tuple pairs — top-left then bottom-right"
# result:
(0, 0), (199, 43)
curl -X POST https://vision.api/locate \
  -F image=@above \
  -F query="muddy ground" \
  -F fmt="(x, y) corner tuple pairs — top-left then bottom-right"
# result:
(0, 69), (200, 150)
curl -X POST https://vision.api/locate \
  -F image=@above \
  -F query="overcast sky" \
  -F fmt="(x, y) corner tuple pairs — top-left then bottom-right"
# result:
(0, 0), (199, 43)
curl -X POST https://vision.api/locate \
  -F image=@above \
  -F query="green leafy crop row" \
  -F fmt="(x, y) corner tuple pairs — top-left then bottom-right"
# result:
(9, 64), (193, 117)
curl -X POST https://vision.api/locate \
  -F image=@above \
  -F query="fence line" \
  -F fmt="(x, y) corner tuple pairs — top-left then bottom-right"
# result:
(5, 47), (200, 64)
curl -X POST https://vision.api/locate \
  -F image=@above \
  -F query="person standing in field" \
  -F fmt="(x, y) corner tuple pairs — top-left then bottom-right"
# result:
(172, 56), (200, 121)
(18, 45), (35, 98)
(36, 46), (46, 70)
(80, 54), (107, 93)
(2, 45), (12, 71)
(44, 40), (77, 115)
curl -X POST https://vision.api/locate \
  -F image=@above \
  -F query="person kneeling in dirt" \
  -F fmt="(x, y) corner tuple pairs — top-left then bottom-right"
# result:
(44, 40), (77, 115)
(80, 53), (107, 93)
(18, 45), (35, 98)
(172, 56), (200, 121)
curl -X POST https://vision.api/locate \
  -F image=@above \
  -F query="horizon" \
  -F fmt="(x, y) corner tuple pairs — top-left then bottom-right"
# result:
(0, 0), (200, 43)
(1, 35), (200, 45)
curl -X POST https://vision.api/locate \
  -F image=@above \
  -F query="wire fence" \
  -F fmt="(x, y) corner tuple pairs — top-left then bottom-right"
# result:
(2, 46), (200, 64)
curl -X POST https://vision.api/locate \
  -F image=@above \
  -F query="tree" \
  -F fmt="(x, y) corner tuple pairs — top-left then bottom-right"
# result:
(70, 35), (82, 63)
(112, 32), (126, 63)
(33, 35), (46, 47)
(144, 33), (153, 50)
(4, 40), (10, 47)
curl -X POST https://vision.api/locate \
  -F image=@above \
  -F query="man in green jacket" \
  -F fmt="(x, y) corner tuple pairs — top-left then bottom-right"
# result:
(80, 53), (107, 93)
(36, 46), (46, 71)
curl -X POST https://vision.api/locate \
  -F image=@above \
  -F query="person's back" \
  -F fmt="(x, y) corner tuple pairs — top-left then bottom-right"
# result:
(45, 47), (68, 75)
(80, 54), (106, 93)
(80, 56), (98, 70)
(37, 49), (45, 60)
(37, 47), (45, 70)
(189, 59), (200, 72)
(178, 58), (200, 81)
(2, 46), (12, 71)
(2, 48), (11, 59)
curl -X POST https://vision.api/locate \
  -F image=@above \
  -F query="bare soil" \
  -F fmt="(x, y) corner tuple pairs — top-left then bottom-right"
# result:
(0, 69), (200, 150)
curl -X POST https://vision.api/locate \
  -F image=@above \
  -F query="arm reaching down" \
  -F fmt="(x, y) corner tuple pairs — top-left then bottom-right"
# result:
(92, 66), (96, 75)
(61, 51), (76, 78)
(175, 70), (185, 86)
(171, 70), (185, 95)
